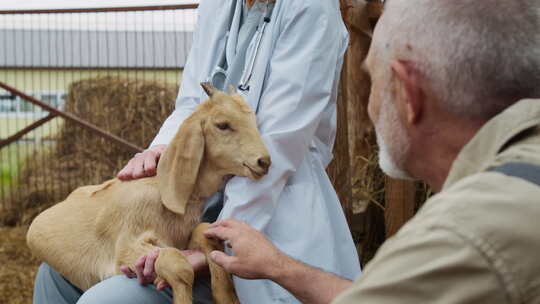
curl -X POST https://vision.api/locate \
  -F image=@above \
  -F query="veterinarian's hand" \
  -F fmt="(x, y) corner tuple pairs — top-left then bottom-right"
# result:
(117, 144), (167, 180)
(204, 219), (287, 280)
(120, 249), (164, 288)
(120, 249), (208, 290)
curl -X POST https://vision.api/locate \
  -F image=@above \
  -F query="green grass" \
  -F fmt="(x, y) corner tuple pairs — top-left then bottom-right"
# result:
(0, 166), (11, 184)
(0, 116), (63, 200)
(0, 165), (13, 206)
(0, 143), (27, 199)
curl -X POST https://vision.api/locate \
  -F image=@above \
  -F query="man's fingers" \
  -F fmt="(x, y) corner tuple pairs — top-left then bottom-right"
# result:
(207, 219), (231, 229)
(204, 225), (236, 242)
(208, 218), (243, 229)
(210, 250), (238, 273)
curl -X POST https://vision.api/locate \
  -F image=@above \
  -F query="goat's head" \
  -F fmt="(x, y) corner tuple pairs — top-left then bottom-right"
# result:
(157, 82), (271, 215)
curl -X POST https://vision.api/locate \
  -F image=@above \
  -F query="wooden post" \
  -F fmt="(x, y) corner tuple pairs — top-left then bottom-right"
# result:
(327, 82), (353, 223)
(336, 0), (380, 242)
(338, 0), (417, 260)
(329, 1), (379, 225)
(384, 178), (416, 237)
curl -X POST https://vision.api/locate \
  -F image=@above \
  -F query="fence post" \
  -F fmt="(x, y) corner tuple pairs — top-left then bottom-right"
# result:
(330, 0), (375, 226)
(384, 178), (416, 237)
(327, 76), (353, 224)
(337, 0), (380, 262)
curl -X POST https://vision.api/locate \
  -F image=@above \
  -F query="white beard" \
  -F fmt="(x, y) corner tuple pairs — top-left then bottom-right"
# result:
(374, 98), (414, 180)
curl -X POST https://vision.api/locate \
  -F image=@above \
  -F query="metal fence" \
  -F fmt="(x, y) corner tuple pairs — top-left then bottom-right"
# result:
(0, 4), (197, 221)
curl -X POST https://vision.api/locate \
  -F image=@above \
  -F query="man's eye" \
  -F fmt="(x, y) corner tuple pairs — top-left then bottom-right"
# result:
(216, 122), (231, 130)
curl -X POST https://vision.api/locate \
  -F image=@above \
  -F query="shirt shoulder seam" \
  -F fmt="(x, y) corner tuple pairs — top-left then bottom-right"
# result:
(428, 221), (522, 303)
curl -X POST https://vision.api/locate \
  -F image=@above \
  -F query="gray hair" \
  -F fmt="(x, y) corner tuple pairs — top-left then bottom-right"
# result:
(375, 0), (540, 119)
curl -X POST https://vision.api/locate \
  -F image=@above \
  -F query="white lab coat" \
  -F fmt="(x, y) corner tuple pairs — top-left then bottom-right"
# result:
(151, 0), (361, 302)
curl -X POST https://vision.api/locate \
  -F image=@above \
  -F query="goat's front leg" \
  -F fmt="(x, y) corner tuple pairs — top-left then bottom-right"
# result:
(189, 223), (240, 304)
(116, 233), (194, 304)
(155, 248), (195, 304)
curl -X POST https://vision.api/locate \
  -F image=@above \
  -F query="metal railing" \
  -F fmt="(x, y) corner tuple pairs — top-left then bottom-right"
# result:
(0, 4), (197, 224)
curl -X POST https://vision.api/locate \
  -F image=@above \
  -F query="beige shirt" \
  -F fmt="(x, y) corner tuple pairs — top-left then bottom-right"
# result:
(334, 99), (540, 304)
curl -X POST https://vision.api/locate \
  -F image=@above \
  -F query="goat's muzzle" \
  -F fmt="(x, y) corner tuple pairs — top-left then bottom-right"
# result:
(243, 155), (271, 179)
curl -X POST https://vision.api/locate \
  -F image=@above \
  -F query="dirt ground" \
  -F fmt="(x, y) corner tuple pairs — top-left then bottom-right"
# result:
(0, 226), (39, 304)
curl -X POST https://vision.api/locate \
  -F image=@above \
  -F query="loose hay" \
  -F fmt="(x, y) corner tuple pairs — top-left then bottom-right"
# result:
(0, 226), (39, 304)
(1, 76), (178, 226)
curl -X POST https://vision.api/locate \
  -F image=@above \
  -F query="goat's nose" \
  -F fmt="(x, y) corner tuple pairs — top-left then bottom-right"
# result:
(257, 156), (271, 172)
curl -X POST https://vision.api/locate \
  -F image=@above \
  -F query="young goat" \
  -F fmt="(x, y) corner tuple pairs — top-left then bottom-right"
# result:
(27, 83), (271, 304)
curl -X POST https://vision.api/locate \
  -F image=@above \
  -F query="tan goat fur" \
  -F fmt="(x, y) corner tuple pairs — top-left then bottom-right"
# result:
(27, 83), (271, 304)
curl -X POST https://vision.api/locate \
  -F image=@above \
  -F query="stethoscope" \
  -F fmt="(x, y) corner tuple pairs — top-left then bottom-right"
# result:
(210, 1), (273, 92)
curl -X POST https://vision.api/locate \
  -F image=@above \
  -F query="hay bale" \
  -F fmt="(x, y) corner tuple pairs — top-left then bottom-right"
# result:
(1, 77), (177, 226)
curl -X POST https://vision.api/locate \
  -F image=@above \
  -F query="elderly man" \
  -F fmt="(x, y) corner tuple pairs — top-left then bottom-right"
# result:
(204, 0), (540, 303)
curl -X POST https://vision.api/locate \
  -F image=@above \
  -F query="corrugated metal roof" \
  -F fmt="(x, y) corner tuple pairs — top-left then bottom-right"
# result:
(0, 29), (193, 69)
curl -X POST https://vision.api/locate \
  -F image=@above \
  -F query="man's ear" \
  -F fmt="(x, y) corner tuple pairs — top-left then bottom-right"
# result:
(391, 60), (424, 124)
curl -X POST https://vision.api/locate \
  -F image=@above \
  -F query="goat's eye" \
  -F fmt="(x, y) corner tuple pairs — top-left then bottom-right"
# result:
(216, 122), (231, 131)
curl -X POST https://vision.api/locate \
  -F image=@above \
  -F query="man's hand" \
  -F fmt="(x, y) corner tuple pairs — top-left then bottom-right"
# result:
(120, 249), (208, 290)
(117, 144), (167, 180)
(205, 219), (353, 304)
(203, 219), (287, 280)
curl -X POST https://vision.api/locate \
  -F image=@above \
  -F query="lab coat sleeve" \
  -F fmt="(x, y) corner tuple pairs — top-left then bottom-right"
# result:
(150, 12), (203, 147)
(219, 1), (343, 231)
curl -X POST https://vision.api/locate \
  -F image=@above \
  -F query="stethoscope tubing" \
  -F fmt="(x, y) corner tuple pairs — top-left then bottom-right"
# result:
(238, 3), (272, 91)
(208, 1), (274, 92)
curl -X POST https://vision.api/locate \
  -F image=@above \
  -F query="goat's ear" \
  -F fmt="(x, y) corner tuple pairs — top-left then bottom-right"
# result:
(201, 82), (217, 97)
(156, 117), (205, 215)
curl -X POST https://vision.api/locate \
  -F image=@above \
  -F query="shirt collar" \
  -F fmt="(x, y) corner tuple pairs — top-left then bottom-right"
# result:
(443, 98), (540, 190)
